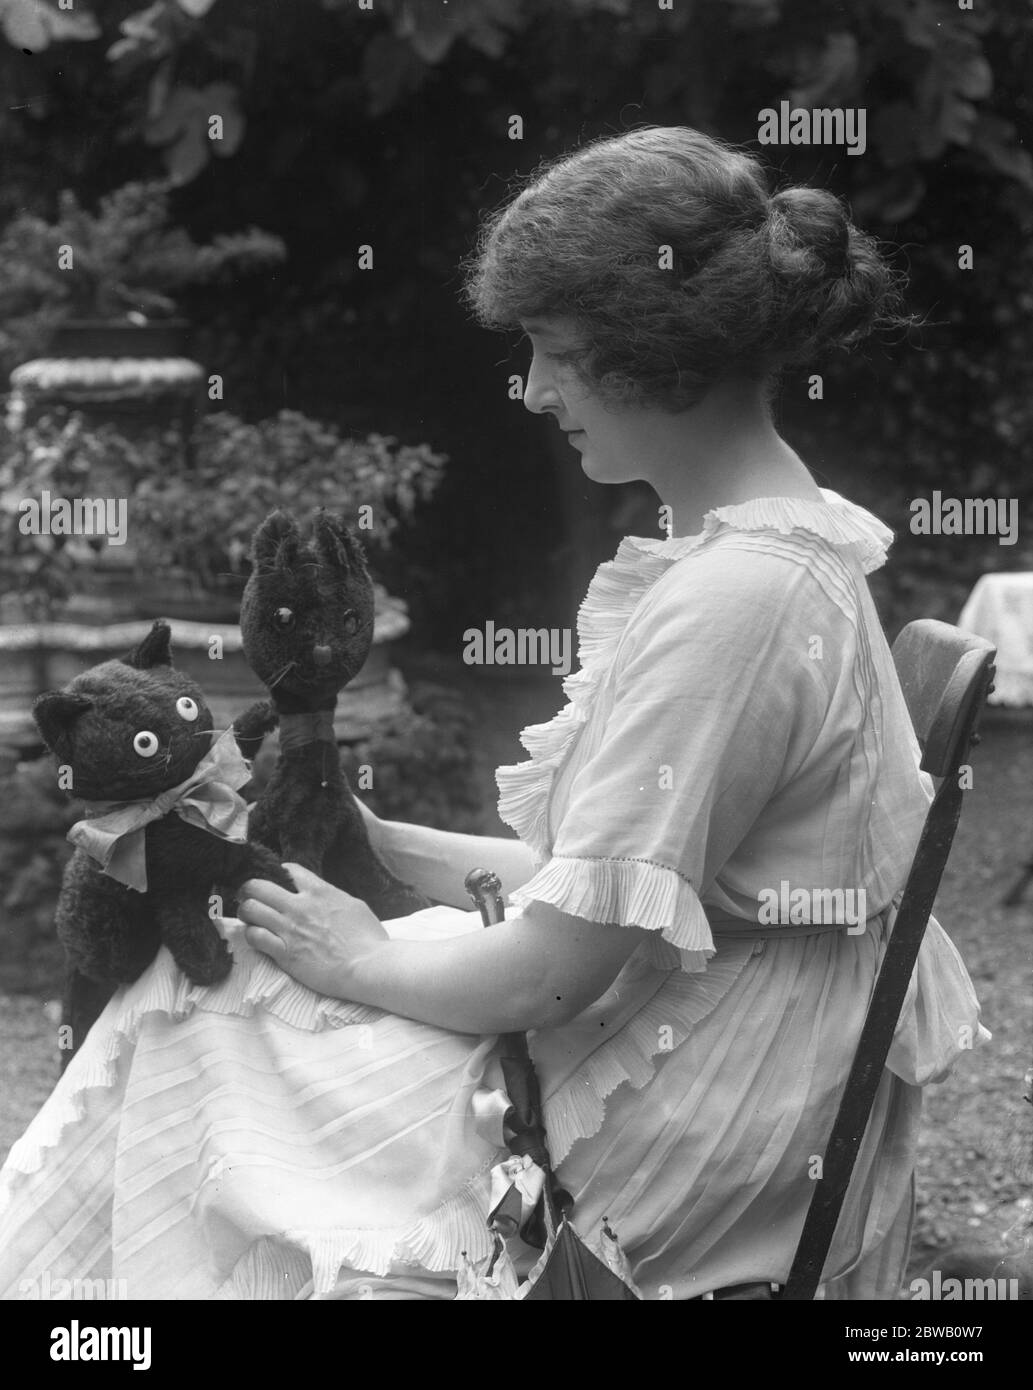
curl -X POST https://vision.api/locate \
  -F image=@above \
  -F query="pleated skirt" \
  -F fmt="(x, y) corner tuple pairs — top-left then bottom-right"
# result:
(0, 906), (980, 1300)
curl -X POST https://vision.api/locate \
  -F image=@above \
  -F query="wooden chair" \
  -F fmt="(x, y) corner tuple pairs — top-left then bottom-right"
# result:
(780, 619), (997, 1299)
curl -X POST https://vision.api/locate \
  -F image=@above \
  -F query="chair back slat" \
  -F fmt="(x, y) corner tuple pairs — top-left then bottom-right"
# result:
(891, 619), (997, 776)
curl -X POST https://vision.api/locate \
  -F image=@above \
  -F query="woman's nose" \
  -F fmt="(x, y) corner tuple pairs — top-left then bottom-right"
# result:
(313, 644), (332, 666)
(522, 357), (561, 416)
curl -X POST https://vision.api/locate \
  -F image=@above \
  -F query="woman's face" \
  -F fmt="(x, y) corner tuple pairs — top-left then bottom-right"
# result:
(521, 318), (646, 485)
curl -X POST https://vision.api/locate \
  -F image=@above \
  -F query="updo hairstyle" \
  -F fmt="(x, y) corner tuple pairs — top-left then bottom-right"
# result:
(462, 126), (907, 410)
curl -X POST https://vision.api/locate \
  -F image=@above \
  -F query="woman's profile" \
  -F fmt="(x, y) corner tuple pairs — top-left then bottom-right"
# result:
(0, 126), (986, 1302)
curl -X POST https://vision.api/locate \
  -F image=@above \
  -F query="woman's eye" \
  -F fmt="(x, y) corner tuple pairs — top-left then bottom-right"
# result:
(176, 697), (199, 722)
(342, 610), (358, 636)
(133, 731), (159, 758)
(274, 607), (295, 631)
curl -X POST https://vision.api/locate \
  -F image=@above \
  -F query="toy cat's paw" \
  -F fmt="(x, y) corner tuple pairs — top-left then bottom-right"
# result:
(158, 906), (233, 987)
(177, 934), (233, 988)
(234, 699), (279, 759)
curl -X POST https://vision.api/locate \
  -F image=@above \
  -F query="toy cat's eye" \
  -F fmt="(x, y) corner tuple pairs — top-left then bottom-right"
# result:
(133, 730), (160, 758)
(274, 607), (295, 631)
(342, 610), (359, 636)
(176, 697), (199, 721)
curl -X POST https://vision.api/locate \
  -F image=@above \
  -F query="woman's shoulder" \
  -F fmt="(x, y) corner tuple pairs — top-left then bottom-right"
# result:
(638, 489), (892, 572)
(629, 489), (891, 619)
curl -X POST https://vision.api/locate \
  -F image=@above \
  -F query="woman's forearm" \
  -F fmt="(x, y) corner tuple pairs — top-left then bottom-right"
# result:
(346, 901), (644, 1034)
(378, 820), (538, 909)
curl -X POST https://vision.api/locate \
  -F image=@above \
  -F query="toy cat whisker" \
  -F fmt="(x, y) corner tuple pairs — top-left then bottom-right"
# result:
(126, 746), (172, 777)
(266, 660), (297, 690)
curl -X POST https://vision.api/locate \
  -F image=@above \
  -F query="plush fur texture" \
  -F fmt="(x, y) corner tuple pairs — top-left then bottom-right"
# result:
(237, 509), (429, 918)
(35, 620), (295, 1061)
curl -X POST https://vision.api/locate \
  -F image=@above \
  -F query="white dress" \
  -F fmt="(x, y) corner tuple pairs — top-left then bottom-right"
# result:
(0, 491), (988, 1300)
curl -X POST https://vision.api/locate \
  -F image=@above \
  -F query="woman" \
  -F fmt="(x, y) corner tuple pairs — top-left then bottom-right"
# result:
(0, 127), (986, 1301)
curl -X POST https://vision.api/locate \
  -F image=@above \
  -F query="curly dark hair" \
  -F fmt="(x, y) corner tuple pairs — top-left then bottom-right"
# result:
(461, 126), (909, 411)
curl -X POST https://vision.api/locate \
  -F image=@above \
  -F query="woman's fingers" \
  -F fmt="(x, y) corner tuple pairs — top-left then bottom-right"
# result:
(239, 873), (306, 909)
(237, 895), (285, 934)
(281, 863), (338, 892)
(241, 864), (356, 907)
(243, 924), (287, 966)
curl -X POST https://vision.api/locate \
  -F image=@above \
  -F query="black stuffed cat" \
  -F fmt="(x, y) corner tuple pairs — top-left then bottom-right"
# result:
(235, 509), (429, 918)
(34, 620), (296, 1060)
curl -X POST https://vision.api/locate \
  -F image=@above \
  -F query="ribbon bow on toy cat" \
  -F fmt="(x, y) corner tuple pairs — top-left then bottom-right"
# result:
(67, 726), (251, 892)
(34, 620), (296, 1062)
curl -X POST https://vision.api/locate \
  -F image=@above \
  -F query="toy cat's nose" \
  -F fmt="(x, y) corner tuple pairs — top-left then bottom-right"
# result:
(313, 644), (332, 667)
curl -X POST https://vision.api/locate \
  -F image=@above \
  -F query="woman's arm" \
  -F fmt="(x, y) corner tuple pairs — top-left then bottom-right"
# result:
(359, 802), (538, 908)
(239, 865), (644, 1033)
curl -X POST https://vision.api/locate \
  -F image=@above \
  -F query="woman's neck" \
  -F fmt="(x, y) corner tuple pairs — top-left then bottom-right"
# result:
(640, 381), (823, 538)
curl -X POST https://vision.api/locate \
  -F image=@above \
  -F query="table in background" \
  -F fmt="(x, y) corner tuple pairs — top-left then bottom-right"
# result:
(958, 572), (1033, 904)
(958, 572), (1033, 707)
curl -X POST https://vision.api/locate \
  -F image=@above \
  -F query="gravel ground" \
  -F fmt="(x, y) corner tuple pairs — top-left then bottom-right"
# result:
(1, 696), (1030, 1288)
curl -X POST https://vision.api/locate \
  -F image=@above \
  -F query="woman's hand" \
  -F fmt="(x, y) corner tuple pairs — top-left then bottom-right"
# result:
(238, 864), (388, 999)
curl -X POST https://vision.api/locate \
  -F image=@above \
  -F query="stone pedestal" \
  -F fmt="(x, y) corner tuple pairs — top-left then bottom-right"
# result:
(0, 601), (411, 752)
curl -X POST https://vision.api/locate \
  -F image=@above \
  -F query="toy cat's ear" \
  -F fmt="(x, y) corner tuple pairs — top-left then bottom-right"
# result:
(252, 510), (300, 574)
(33, 690), (92, 753)
(124, 620), (172, 670)
(313, 509), (368, 575)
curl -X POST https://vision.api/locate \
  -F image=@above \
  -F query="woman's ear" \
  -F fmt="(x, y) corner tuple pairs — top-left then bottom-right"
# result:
(33, 690), (92, 754)
(252, 510), (300, 574)
(124, 619), (173, 669)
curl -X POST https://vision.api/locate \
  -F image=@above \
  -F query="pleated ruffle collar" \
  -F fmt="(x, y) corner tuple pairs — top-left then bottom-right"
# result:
(628, 488), (893, 571)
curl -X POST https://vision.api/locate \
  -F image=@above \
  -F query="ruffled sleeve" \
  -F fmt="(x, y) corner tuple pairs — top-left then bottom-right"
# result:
(507, 540), (834, 972)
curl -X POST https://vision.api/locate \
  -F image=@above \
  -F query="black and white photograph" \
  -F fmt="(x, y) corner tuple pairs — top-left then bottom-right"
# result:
(0, 0), (1030, 1355)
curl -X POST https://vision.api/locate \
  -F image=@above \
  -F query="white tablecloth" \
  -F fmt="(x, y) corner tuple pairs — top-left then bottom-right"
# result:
(958, 572), (1033, 706)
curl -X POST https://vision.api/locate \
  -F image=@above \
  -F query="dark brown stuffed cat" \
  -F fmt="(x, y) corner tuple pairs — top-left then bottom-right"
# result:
(34, 620), (296, 1062)
(235, 509), (429, 918)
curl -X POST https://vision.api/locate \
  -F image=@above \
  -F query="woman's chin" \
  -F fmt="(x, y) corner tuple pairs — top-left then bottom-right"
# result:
(580, 453), (634, 485)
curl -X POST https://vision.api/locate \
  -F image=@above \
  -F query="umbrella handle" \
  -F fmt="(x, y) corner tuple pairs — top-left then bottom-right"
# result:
(464, 867), (573, 1241)
(464, 867), (506, 926)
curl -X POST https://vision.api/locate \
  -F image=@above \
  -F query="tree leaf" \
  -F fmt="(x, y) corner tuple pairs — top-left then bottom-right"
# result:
(399, 10), (455, 65)
(0, 0), (102, 48)
(203, 79), (245, 156)
(1, 0), (50, 51)
(165, 122), (210, 186)
(362, 32), (421, 117)
(143, 83), (198, 145)
(850, 169), (926, 224)
(788, 31), (859, 108)
(969, 113), (1033, 189)
(955, 52), (992, 101)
